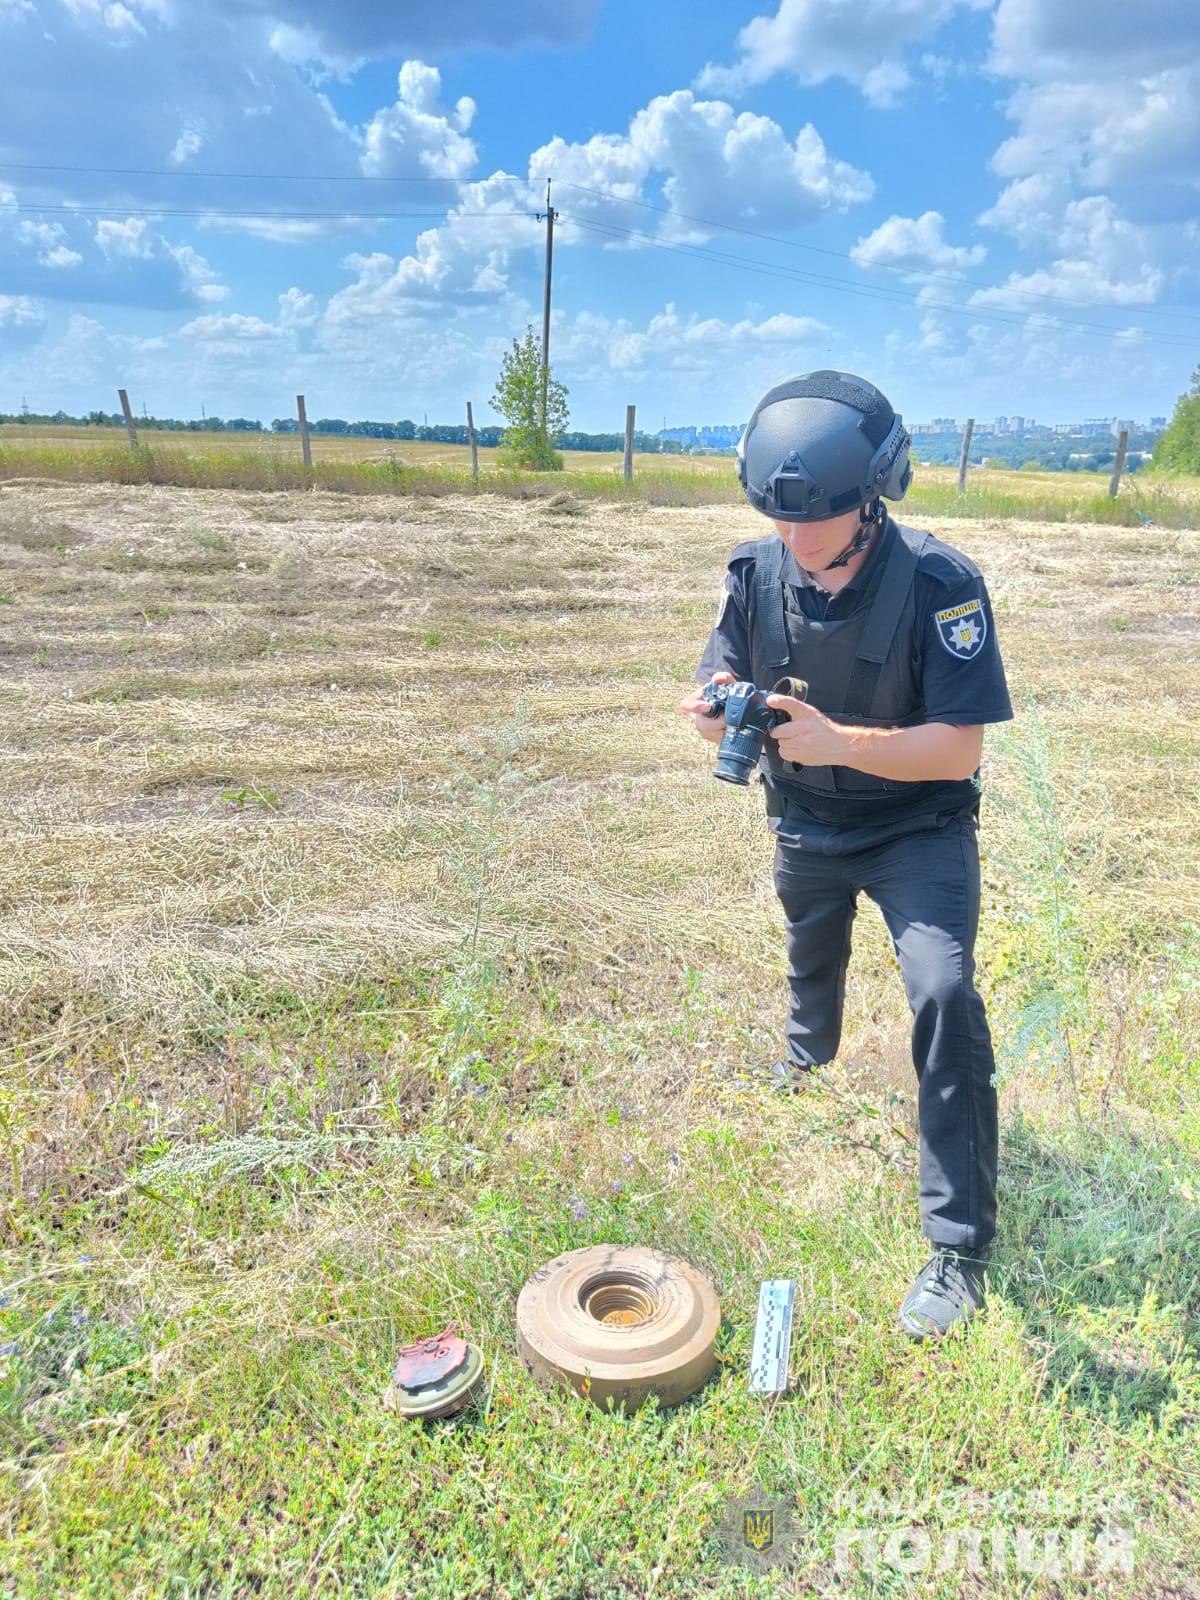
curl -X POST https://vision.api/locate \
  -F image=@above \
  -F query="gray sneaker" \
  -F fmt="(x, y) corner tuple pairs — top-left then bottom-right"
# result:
(897, 1246), (991, 1340)
(763, 1058), (818, 1093)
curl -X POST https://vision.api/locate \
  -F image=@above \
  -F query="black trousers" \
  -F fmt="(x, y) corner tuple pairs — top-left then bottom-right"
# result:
(770, 802), (998, 1249)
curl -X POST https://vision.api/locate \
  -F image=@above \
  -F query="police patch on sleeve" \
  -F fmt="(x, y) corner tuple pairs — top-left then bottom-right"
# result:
(935, 597), (988, 659)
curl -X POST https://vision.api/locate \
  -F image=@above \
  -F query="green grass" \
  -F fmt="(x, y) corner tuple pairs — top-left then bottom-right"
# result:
(3, 945), (1196, 1597)
(1, 482), (1198, 1596)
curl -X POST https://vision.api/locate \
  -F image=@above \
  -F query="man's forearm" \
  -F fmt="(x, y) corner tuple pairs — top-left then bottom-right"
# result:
(837, 722), (983, 782)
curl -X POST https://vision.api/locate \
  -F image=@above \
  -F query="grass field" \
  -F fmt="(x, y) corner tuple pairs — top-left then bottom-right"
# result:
(1, 478), (1199, 1596)
(3, 423), (1198, 529)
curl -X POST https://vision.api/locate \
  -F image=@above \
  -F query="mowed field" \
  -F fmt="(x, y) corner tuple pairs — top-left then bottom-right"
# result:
(1, 478), (1199, 1597)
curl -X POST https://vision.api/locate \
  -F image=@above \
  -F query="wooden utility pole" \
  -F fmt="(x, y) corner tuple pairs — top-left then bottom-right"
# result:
(296, 394), (312, 467)
(117, 388), (139, 450)
(537, 180), (558, 435)
(956, 417), (975, 494)
(466, 401), (479, 484)
(623, 405), (636, 481)
(1109, 429), (1129, 498)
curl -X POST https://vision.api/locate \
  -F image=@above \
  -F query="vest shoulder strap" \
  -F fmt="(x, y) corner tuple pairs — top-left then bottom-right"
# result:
(841, 527), (928, 717)
(749, 534), (790, 672)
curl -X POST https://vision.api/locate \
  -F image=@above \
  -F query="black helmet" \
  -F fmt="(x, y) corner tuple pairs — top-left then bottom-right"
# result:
(736, 370), (912, 522)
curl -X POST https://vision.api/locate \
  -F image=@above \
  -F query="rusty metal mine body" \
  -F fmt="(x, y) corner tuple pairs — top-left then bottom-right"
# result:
(383, 1323), (486, 1420)
(516, 1244), (721, 1413)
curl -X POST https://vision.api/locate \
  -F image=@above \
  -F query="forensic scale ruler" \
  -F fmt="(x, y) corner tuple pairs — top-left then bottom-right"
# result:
(749, 1279), (797, 1394)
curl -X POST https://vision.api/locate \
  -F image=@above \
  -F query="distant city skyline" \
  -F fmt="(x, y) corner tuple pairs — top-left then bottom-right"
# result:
(655, 414), (1169, 444)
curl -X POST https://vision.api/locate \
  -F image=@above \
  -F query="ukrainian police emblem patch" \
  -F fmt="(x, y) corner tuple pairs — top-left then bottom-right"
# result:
(935, 597), (987, 659)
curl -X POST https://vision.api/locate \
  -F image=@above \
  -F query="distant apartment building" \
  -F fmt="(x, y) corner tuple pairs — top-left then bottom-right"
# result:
(656, 423), (743, 450)
(696, 424), (743, 448)
(911, 417), (959, 435)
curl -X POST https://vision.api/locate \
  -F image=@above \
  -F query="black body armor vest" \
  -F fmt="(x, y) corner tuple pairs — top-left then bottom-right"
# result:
(746, 516), (930, 799)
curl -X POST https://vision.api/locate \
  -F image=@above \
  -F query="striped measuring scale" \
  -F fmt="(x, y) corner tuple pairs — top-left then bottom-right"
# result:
(749, 1279), (797, 1394)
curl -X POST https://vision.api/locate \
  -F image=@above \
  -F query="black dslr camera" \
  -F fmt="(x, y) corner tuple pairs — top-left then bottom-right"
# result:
(699, 677), (808, 785)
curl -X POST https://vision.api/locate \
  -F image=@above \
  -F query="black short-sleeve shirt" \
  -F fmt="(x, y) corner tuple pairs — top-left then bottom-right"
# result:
(693, 511), (1013, 824)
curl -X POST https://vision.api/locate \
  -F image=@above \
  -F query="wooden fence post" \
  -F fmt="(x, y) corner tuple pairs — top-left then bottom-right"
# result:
(117, 388), (139, 450)
(956, 418), (974, 494)
(1109, 429), (1129, 499)
(296, 394), (312, 468)
(623, 404), (635, 481)
(466, 401), (479, 484)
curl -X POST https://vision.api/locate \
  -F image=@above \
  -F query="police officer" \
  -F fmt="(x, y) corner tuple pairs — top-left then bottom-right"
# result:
(677, 371), (1013, 1340)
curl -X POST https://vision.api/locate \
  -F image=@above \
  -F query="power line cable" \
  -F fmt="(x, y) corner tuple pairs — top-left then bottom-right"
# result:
(5, 160), (1191, 328)
(0, 161), (468, 181)
(4, 158), (1192, 348)
(4, 201), (534, 222)
(556, 180), (1200, 329)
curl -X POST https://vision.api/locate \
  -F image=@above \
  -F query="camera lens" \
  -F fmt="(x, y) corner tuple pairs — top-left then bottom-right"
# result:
(713, 724), (766, 785)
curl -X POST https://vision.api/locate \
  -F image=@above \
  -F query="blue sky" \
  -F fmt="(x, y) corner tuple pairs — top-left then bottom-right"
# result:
(0, 0), (1196, 430)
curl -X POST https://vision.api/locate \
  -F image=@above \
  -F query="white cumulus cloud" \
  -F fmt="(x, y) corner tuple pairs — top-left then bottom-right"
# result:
(879, 306), (1172, 419)
(987, 0), (1200, 202)
(851, 212), (986, 278)
(319, 87), (873, 322)
(253, 0), (600, 75)
(973, 0), (1197, 317)
(360, 61), (478, 180)
(0, 293), (43, 327)
(44, 244), (84, 269)
(970, 196), (1165, 308)
(181, 313), (285, 343)
(530, 89), (873, 243)
(558, 301), (830, 381)
(696, 0), (987, 106)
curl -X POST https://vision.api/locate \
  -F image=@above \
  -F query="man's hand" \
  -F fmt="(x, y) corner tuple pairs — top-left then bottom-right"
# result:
(678, 670), (735, 745)
(764, 691), (853, 766)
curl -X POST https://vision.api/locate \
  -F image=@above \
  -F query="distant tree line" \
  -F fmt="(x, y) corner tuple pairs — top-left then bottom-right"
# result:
(270, 418), (663, 452)
(1, 409), (265, 431)
(270, 417), (510, 445)
(1, 408), (663, 453)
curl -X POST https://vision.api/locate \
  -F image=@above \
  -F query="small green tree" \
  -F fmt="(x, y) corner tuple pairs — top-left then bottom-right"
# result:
(491, 325), (569, 471)
(1155, 363), (1200, 473)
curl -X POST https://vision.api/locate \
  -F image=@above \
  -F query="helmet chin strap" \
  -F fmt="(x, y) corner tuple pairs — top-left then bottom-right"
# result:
(821, 497), (884, 570)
